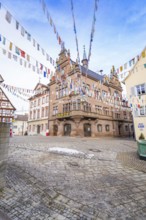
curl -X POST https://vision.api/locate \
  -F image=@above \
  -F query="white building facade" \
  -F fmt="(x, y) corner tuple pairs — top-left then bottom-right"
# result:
(28, 83), (49, 136)
(13, 114), (28, 136)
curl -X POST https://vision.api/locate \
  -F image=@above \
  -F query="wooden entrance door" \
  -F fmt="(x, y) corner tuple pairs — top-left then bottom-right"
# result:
(53, 125), (58, 136)
(37, 125), (40, 134)
(64, 124), (71, 136)
(84, 123), (91, 137)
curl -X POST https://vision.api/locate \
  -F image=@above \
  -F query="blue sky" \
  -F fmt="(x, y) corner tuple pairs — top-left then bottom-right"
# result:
(0, 0), (146, 111)
(1, 0), (146, 73)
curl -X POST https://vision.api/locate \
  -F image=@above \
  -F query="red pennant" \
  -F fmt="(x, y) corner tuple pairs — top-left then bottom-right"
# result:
(20, 50), (25, 58)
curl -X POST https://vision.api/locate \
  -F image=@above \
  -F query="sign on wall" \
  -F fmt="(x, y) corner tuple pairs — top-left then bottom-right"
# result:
(138, 123), (145, 130)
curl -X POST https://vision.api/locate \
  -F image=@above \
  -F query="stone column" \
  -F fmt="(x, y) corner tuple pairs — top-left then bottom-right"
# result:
(72, 117), (83, 137)
(56, 120), (63, 136)
(0, 123), (10, 190)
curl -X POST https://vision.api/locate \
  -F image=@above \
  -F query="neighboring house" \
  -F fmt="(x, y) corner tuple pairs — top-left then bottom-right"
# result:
(28, 83), (49, 136)
(48, 47), (133, 137)
(13, 114), (28, 136)
(0, 75), (16, 123)
(124, 47), (146, 140)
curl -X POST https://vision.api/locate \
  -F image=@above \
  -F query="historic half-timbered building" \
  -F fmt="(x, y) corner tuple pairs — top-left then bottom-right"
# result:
(0, 75), (16, 123)
(48, 48), (133, 137)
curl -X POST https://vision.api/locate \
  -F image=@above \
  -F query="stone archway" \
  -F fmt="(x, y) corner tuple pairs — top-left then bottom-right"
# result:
(64, 124), (71, 136)
(84, 123), (91, 137)
(53, 125), (58, 136)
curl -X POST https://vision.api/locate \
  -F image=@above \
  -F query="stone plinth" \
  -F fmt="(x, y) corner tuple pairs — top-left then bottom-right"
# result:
(0, 123), (10, 190)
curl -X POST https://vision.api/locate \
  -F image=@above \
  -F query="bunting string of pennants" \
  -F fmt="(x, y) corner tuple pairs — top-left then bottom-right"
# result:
(70, 0), (81, 69)
(69, 0), (99, 99)
(0, 2), (56, 67)
(0, 83), (28, 102)
(70, 0), (99, 90)
(54, 67), (129, 110)
(129, 94), (146, 117)
(0, 34), (54, 78)
(116, 47), (146, 74)
(85, 0), (99, 85)
(1, 83), (34, 95)
(40, 0), (63, 47)
(87, 0), (99, 64)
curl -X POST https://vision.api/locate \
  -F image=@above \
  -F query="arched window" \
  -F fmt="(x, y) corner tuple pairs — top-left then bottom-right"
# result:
(105, 125), (110, 132)
(97, 124), (102, 132)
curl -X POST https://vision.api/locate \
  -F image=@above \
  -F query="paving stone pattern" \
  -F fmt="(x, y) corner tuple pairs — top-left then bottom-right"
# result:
(0, 136), (146, 220)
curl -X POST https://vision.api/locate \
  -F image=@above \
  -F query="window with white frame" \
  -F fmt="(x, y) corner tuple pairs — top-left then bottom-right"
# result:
(140, 106), (146, 116)
(42, 97), (45, 104)
(63, 103), (71, 113)
(103, 107), (109, 116)
(53, 106), (58, 115)
(136, 84), (146, 95)
(45, 107), (48, 117)
(41, 107), (44, 117)
(102, 90), (107, 98)
(95, 105), (102, 114)
(46, 95), (49, 103)
(38, 98), (40, 106)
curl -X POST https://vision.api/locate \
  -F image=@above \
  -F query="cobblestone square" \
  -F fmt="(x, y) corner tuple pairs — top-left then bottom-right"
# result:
(1, 136), (146, 220)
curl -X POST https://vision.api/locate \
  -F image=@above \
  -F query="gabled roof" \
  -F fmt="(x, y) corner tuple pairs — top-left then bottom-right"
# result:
(81, 66), (104, 81)
(34, 83), (48, 91)
(0, 75), (4, 83)
(15, 114), (28, 121)
(0, 87), (16, 110)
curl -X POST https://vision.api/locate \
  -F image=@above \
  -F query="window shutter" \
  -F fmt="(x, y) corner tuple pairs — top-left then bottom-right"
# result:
(131, 87), (135, 96)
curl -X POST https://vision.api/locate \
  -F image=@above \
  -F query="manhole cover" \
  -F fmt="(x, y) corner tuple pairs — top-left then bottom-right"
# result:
(89, 149), (101, 153)
(68, 162), (79, 167)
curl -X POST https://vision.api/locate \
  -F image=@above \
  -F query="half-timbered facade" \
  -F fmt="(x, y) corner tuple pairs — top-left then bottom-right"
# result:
(0, 75), (16, 123)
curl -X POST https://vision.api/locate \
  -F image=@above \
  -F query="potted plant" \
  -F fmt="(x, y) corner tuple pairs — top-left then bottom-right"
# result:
(137, 133), (146, 159)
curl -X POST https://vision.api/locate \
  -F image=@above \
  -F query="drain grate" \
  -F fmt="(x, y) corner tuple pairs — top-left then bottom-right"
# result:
(68, 162), (79, 167)
(89, 149), (101, 153)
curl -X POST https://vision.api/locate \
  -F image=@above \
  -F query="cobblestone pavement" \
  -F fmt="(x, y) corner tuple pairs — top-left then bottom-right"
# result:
(1, 136), (146, 220)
